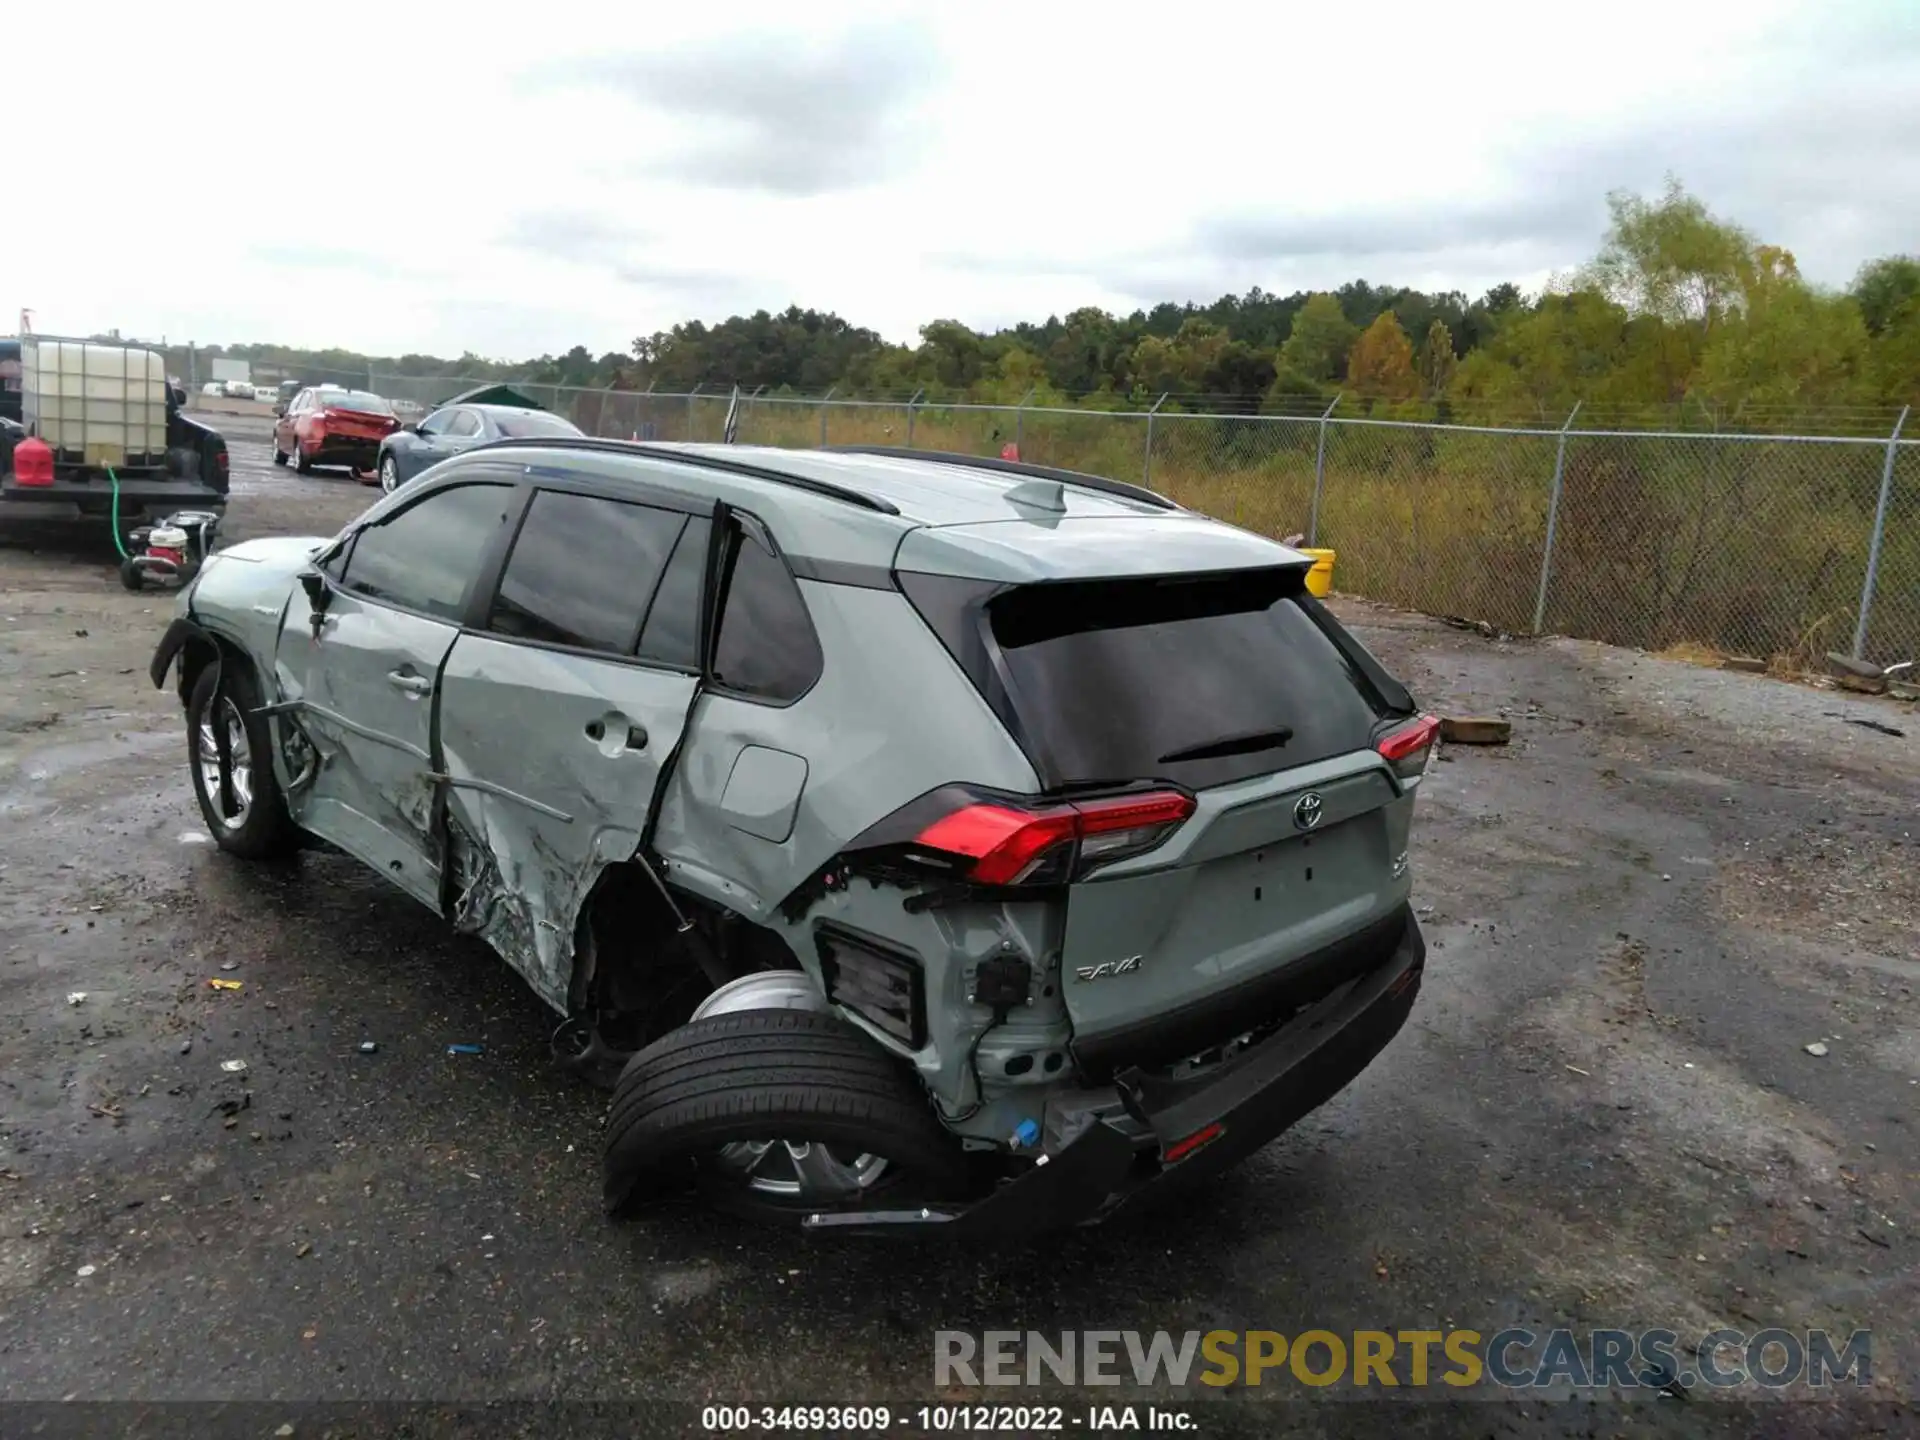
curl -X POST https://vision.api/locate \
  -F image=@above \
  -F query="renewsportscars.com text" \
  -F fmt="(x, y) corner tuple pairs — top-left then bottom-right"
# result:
(934, 1328), (1871, 1391)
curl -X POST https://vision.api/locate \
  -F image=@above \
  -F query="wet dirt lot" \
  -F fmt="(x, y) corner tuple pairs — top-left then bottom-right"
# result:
(1, 420), (1916, 1436)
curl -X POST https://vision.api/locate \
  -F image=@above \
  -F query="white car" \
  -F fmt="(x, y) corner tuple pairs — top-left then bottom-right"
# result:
(202, 381), (225, 396)
(252, 385), (278, 403)
(223, 379), (256, 399)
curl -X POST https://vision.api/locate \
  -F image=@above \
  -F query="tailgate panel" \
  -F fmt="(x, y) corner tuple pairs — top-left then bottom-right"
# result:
(1061, 766), (1411, 1064)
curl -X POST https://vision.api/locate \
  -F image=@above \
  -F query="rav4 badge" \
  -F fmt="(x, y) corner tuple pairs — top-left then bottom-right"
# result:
(1075, 955), (1143, 983)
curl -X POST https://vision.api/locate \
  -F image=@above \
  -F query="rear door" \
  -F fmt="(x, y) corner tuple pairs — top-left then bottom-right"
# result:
(978, 569), (1420, 1061)
(435, 482), (711, 1004)
(275, 478), (519, 906)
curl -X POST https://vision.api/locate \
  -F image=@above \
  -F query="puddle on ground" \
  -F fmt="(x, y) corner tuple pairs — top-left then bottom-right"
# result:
(0, 731), (178, 815)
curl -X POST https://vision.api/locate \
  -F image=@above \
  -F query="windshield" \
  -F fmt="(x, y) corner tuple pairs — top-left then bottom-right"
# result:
(493, 411), (581, 438)
(318, 391), (395, 415)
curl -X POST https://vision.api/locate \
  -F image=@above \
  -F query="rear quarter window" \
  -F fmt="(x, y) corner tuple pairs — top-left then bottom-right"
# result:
(710, 521), (823, 703)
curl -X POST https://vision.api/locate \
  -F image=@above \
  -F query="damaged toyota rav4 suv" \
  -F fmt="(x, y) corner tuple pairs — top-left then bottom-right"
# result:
(150, 440), (1435, 1232)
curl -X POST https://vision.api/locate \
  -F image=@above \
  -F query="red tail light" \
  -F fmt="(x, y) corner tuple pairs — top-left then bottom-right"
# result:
(12, 437), (54, 487)
(914, 789), (1196, 886)
(1376, 714), (1439, 781)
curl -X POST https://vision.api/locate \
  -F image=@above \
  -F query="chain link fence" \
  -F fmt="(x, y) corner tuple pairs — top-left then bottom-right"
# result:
(337, 376), (1919, 669)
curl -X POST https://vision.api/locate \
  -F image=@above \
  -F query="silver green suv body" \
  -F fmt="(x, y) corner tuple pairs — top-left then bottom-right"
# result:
(151, 441), (1433, 1232)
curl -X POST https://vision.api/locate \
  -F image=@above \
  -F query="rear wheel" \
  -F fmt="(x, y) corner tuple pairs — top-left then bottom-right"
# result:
(187, 660), (302, 860)
(603, 1009), (977, 1227)
(293, 440), (313, 474)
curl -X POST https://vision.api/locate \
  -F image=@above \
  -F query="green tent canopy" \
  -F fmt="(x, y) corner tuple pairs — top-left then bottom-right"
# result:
(443, 383), (544, 410)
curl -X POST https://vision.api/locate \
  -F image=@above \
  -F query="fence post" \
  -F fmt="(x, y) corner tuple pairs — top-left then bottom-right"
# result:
(906, 389), (924, 447)
(1307, 392), (1343, 544)
(818, 385), (837, 447)
(1015, 386), (1036, 454)
(1853, 404), (1911, 660)
(1143, 392), (1169, 486)
(1532, 401), (1583, 636)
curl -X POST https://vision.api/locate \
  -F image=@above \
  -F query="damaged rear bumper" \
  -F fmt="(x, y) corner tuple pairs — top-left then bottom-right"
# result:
(804, 908), (1426, 1235)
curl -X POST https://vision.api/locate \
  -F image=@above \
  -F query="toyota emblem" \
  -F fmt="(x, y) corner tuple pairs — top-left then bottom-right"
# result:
(1293, 792), (1325, 830)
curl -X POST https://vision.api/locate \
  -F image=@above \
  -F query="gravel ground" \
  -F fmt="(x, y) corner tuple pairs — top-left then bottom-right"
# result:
(0, 422), (1915, 1436)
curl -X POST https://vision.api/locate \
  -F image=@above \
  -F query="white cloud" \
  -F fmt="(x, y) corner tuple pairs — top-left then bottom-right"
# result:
(7, 0), (1917, 359)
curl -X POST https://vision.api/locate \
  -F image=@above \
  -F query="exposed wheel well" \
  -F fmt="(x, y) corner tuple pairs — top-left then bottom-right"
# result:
(566, 860), (806, 1059)
(176, 630), (246, 709)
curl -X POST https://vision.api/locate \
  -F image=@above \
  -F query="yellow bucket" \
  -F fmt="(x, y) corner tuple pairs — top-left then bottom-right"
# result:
(1299, 547), (1336, 597)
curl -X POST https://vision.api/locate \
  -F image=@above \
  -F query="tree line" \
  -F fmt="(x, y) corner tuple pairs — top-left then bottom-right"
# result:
(193, 181), (1920, 432)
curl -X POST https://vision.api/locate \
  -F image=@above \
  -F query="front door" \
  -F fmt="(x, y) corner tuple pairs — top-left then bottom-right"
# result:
(275, 478), (520, 907)
(435, 485), (710, 1004)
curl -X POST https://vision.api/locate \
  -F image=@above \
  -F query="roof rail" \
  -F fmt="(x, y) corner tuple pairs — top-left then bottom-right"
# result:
(467, 437), (901, 515)
(823, 445), (1181, 511)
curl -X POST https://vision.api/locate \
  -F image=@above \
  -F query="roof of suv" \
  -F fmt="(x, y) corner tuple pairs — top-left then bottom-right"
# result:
(456, 437), (1309, 583)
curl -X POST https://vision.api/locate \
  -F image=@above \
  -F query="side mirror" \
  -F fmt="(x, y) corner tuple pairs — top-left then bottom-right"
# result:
(273, 404), (287, 417)
(298, 568), (331, 618)
(402, 421), (420, 434)
(171, 385), (188, 407)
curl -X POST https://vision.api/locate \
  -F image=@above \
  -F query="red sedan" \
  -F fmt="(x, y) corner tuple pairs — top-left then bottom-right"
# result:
(272, 387), (399, 476)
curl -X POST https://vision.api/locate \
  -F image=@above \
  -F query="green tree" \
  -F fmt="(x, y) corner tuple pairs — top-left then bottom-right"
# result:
(1867, 295), (1920, 405)
(1850, 256), (1920, 336)
(1584, 178), (1752, 329)
(1278, 294), (1357, 384)
(1693, 246), (1869, 412)
(1420, 320), (1457, 399)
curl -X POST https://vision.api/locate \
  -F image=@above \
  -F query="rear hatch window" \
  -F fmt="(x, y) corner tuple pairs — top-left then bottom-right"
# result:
(967, 568), (1395, 791)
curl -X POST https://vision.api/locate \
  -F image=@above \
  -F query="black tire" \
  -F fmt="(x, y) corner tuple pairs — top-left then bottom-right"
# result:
(293, 441), (313, 474)
(603, 1010), (977, 1226)
(271, 445), (288, 467)
(187, 660), (303, 861)
(119, 556), (144, 591)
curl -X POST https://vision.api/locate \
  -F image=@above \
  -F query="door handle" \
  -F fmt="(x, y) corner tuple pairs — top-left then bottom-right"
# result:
(386, 670), (431, 696)
(584, 719), (647, 750)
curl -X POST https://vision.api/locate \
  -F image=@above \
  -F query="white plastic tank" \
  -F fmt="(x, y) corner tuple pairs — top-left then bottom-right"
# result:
(21, 341), (169, 469)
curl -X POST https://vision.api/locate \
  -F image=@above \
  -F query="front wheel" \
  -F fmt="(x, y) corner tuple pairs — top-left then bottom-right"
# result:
(603, 1010), (979, 1227)
(271, 444), (289, 467)
(379, 454), (401, 493)
(187, 660), (303, 860)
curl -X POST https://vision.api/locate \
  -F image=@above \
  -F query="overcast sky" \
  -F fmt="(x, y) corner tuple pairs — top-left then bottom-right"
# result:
(8, 0), (1918, 360)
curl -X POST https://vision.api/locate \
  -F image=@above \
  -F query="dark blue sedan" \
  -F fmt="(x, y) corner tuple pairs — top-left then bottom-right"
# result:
(374, 403), (583, 492)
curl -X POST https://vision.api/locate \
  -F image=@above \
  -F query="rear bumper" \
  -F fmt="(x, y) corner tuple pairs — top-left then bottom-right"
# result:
(807, 908), (1426, 1236)
(1, 477), (227, 527)
(311, 437), (383, 468)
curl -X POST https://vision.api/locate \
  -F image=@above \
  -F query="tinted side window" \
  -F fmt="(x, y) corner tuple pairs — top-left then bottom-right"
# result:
(488, 490), (685, 655)
(637, 515), (710, 669)
(710, 523), (822, 702)
(447, 410), (482, 438)
(340, 482), (514, 621)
